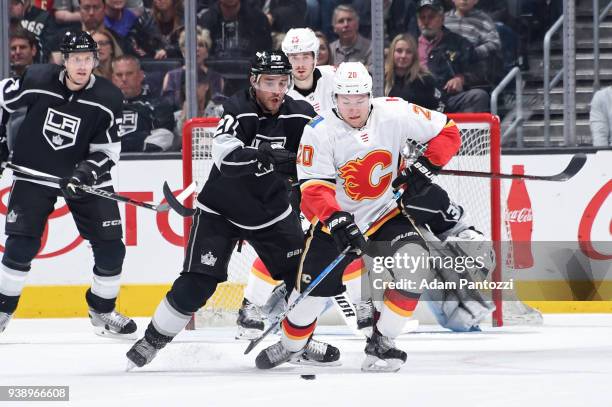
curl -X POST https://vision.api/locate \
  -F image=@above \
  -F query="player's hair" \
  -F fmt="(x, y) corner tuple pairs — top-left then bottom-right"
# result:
(332, 4), (359, 25)
(384, 33), (430, 96)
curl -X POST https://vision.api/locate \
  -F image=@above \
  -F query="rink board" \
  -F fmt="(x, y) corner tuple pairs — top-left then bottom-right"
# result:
(0, 151), (609, 317)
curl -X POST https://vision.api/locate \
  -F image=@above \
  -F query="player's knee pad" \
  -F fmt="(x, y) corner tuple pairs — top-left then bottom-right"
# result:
(91, 239), (125, 274)
(2, 235), (41, 269)
(167, 273), (220, 314)
(402, 184), (463, 235)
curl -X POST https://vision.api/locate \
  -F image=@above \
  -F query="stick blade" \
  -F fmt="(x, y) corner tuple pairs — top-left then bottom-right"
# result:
(162, 181), (196, 217)
(553, 153), (587, 181)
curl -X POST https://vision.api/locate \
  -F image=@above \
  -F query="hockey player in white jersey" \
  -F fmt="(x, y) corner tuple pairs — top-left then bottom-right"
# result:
(237, 28), (373, 339)
(255, 62), (462, 372)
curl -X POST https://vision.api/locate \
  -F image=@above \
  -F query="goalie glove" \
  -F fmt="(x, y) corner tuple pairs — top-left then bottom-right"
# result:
(326, 211), (367, 258)
(60, 160), (98, 199)
(256, 142), (296, 175)
(392, 156), (441, 197)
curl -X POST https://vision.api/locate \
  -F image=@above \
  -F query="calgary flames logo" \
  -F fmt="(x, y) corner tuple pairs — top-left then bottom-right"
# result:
(339, 150), (393, 201)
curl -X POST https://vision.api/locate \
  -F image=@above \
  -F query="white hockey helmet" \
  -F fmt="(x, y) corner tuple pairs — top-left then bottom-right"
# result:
(332, 62), (372, 96)
(281, 28), (320, 62)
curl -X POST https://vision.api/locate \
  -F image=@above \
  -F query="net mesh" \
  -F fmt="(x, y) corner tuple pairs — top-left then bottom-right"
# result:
(183, 114), (503, 327)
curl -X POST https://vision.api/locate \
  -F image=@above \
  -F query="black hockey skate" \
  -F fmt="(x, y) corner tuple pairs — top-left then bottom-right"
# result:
(255, 340), (300, 369)
(0, 312), (13, 334)
(88, 308), (137, 339)
(292, 338), (341, 366)
(362, 330), (407, 372)
(236, 298), (264, 340)
(355, 299), (374, 336)
(126, 324), (173, 370)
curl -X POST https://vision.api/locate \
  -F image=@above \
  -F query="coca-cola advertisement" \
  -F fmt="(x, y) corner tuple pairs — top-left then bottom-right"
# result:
(505, 165), (534, 269)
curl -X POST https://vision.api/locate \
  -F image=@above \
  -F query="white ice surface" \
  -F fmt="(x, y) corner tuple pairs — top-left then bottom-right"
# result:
(1, 314), (611, 407)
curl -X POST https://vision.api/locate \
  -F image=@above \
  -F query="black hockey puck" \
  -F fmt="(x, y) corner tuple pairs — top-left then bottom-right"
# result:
(300, 374), (316, 380)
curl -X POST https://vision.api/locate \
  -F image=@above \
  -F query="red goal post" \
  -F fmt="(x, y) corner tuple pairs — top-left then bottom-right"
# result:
(181, 113), (503, 327)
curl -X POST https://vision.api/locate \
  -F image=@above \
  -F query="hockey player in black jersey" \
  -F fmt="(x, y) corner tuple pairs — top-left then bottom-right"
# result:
(126, 50), (339, 369)
(0, 31), (137, 338)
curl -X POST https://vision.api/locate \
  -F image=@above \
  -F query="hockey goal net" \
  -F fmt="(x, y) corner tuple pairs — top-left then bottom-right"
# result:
(182, 114), (506, 328)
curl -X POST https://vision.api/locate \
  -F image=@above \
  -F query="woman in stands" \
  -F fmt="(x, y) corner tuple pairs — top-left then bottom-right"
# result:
(384, 33), (444, 111)
(161, 27), (224, 112)
(92, 29), (123, 81)
(315, 31), (331, 66)
(151, 0), (184, 59)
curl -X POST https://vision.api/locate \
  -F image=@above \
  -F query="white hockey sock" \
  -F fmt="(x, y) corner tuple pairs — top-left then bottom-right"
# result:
(151, 296), (192, 338)
(376, 289), (420, 338)
(90, 273), (121, 301)
(0, 263), (29, 298)
(244, 257), (278, 307)
(280, 290), (327, 352)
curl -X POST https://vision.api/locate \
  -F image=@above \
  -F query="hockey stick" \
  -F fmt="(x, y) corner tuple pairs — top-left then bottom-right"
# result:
(438, 153), (586, 182)
(5, 162), (171, 212)
(244, 187), (405, 355)
(162, 181), (197, 217)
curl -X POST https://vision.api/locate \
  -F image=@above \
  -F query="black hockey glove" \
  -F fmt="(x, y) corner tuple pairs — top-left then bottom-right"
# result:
(326, 211), (367, 258)
(60, 161), (98, 199)
(392, 156), (441, 197)
(256, 142), (297, 176)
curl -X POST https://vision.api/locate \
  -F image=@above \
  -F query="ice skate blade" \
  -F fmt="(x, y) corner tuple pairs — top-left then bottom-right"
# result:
(290, 357), (342, 367)
(93, 326), (138, 340)
(361, 355), (404, 373)
(235, 326), (263, 340)
(126, 360), (137, 372)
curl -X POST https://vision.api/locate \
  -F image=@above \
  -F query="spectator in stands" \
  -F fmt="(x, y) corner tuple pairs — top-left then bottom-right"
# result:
(589, 86), (612, 147)
(264, 0), (306, 34)
(197, 0), (271, 95)
(174, 73), (221, 147)
(112, 55), (176, 151)
(444, 0), (502, 86)
(50, 0), (126, 63)
(315, 31), (331, 66)
(53, 0), (82, 34)
(416, 0), (489, 113)
(197, 0), (272, 59)
(352, 0), (418, 44)
(92, 28), (123, 80)
(9, 27), (38, 77)
(151, 0), (184, 59)
(10, 0), (58, 63)
(384, 33), (443, 111)
(6, 28), (38, 145)
(105, 0), (165, 58)
(162, 28), (224, 111)
(329, 4), (371, 68)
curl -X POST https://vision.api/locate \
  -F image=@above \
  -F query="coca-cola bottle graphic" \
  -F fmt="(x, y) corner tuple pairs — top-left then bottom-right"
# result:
(505, 165), (534, 268)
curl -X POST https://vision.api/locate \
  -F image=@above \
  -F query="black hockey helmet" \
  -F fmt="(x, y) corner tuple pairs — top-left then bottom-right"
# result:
(60, 30), (98, 55)
(250, 50), (292, 76)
